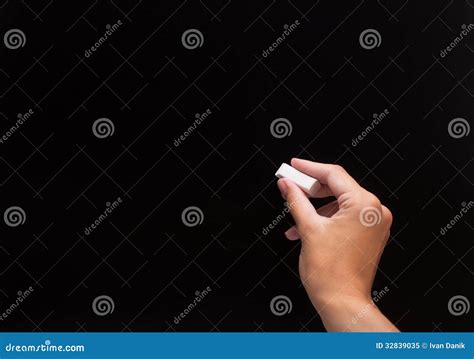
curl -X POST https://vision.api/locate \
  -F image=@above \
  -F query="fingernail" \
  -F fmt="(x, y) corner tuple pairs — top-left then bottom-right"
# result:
(285, 228), (300, 241)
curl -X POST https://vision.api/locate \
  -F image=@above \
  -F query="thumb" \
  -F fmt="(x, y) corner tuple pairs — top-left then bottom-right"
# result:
(277, 178), (320, 238)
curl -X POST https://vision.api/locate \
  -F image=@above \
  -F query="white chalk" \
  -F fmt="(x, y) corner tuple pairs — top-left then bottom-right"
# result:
(275, 163), (321, 197)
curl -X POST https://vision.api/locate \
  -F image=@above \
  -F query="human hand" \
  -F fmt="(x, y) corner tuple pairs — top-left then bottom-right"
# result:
(277, 158), (398, 332)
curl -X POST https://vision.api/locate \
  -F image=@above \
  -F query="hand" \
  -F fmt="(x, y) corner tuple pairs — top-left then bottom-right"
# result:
(277, 158), (398, 332)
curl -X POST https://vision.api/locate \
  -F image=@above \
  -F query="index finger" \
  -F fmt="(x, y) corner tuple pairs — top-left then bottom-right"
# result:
(290, 158), (361, 198)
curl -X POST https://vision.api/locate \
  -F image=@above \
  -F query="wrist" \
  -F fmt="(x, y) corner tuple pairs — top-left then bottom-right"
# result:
(308, 286), (371, 314)
(316, 294), (397, 332)
(317, 293), (372, 319)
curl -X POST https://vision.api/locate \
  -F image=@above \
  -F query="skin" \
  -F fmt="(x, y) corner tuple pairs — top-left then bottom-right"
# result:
(276, 158), (399, 332)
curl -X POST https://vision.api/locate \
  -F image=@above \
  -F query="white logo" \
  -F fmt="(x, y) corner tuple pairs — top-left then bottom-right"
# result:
(448, 295), (470, 316)
(270, 295), (292, 316)
(359, 206), (382, 227)
(92, 295), (115, 316)
(4, 206), (26, 227)
(92, 118), (115, 138)
(270, 118), (292, 138)
(181, 29), (204, 50)
(447, 118), (470, 138)
(4, 29), (26, 50)
(181, 206), (204, 227)
(359, 29), (381, 50)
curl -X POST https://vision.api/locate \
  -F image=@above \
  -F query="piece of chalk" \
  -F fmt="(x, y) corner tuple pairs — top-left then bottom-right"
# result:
(275, 163), (321, 197)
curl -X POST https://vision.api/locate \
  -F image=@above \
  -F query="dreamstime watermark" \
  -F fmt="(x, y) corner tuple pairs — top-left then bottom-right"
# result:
(84, 197), (123, 236)
(350, 286), (390, 325)
(270, 295), (292, 316)
(359, 206), (382, 227)
(262, 20), (301, 58)
(3, 206), (26, 227)
(173, 286), (212, 325)
(92, 295), (115, 316)
(181, 206), (204, 227)
(359, 29), (381, 50)
(440, 24), (474, 58)
(3, 29), (26, 49)
(439, 201), (474, 236)
(84, 20), (123, 58)
(262, 200), (298, 236)
(447, 295), (470, 316)
(0, 109), (34, 144)
(270, 117), (292, 138)
(4, 340), (85, 353)
(181, 29), (204, 50)
(351, 109), (389, 147)
(173, 109), (212, 147)
(92, 117), (115, 138)
(0, 286), (34, 321)
(447, 118), (470, 138)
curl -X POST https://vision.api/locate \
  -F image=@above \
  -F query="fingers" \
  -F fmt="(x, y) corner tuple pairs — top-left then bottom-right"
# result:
(317, 200), (339, 217)
(312, 184), (333, 198)
(277, 179), (320, 234)
(284, 201), (338, 240)
(284, 226), (299, 240)
(291, 158), (361, 198)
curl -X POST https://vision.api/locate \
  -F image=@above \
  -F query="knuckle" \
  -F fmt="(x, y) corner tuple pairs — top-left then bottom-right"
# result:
(364, 192), (382, 208)
(328, 164), (348, 184)
(332, 164), (346, 174)
(381, 205), (393, 225)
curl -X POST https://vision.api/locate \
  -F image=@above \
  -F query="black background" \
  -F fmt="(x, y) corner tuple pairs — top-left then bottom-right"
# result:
(0, 0), (473, 332)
